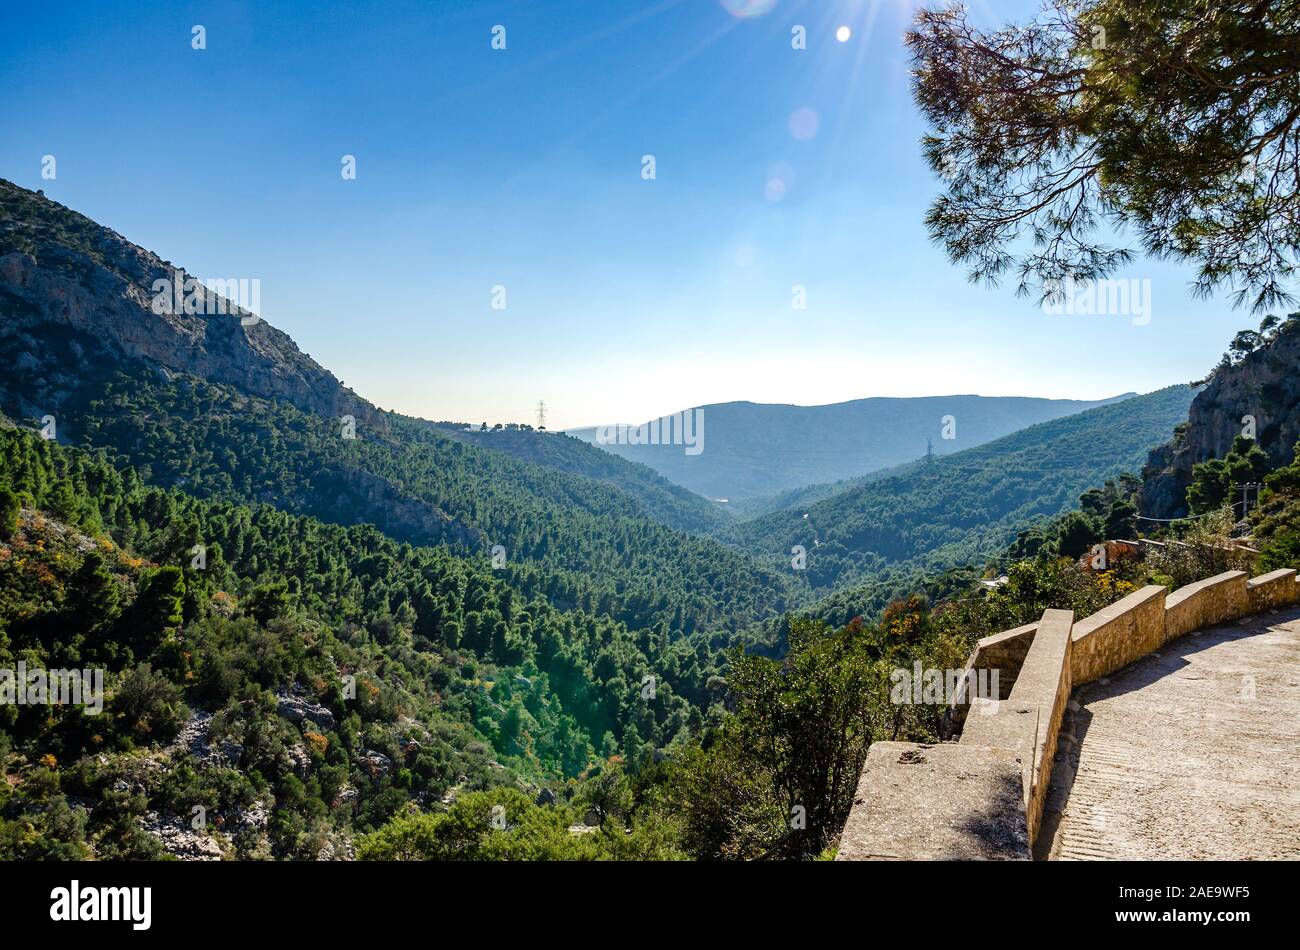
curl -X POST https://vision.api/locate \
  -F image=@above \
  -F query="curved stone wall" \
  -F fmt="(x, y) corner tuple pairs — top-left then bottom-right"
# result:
(836, 568), (1299, 861)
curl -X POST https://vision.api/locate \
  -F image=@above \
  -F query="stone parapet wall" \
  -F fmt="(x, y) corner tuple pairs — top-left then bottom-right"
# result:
(957, 699), (1038, 824)
(1247, 569), (1300, 613)
(1165, 571), (1249, 642)
(1071, 585), (1167, 686)
(837, 568), (1299, 861)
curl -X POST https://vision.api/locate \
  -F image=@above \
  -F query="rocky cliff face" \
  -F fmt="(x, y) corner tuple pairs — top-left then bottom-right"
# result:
(0, 178), (383, 430)
(1139, 323), (1300, 518)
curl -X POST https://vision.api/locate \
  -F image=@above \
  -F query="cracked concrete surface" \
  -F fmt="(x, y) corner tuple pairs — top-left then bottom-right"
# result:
(1040, 607), (1300, 860)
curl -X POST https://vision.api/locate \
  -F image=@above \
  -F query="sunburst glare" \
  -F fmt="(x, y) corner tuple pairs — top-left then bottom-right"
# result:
(718, 0), (777, 18)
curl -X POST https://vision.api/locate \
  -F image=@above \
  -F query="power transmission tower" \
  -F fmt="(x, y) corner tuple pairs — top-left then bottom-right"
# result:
(535, 400), (547, 430)
(1238, 481), (1265, 519)
(925, 438), (934, 464)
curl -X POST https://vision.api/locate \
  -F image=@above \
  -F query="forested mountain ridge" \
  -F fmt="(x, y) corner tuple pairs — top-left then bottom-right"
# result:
(741, 385), (1197, 623)
(728, 456), (935, 520)
(775, 319), (1300, 658)
(569, 392), (1135, 503)
(430, 422), (735, 539)
(0, 330), (796, 638)
(0, 181), (796, 640)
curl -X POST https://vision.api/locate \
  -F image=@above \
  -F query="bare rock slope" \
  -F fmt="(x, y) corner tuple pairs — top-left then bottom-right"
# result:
(0, 178), (381, 429)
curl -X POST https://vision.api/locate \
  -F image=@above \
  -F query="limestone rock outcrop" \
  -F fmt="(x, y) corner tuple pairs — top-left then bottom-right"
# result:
(1139, 323), (1300, 518)
(0, 178), (383, 431)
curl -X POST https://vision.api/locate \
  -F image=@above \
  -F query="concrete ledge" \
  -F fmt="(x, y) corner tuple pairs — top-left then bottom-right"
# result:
(1247, 568), (1299, 612)
(835, 742), (1030, 861)
(1006, 609), (1072, 842)
(960, 701), (1038, 756)
(959, 609), (1072, 845)
(1071, 585), (1166, 686)
(1010, 609), (1072, 708)
(1165, 571), (1249, 642)
(960, 700), (1038, 817)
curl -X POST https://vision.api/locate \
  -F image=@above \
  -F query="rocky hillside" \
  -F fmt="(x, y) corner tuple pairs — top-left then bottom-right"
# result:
(0, 178), (380, 429)
(1140, 317), (1300, 519)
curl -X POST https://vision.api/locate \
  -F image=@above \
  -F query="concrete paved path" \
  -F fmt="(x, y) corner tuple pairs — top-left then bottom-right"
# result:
(1039, 607), (1300, 860)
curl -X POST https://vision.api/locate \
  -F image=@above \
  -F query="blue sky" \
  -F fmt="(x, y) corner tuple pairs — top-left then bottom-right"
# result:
(0, 0), (1258, 429)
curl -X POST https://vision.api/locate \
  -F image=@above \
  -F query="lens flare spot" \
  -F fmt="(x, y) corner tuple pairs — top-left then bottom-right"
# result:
(765, 162), (794, 202)
(719, 0), (778, 18)
(788, 107), (819, 141)
(836, 25), (852, 42)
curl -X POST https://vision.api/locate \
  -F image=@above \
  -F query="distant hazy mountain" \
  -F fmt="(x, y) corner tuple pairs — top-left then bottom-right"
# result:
(739, 384), (1197, 606)
(568, 393), (1137, 503)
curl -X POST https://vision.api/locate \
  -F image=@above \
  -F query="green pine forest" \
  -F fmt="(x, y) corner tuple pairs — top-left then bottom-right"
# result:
(5, 316), (1300, 858)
